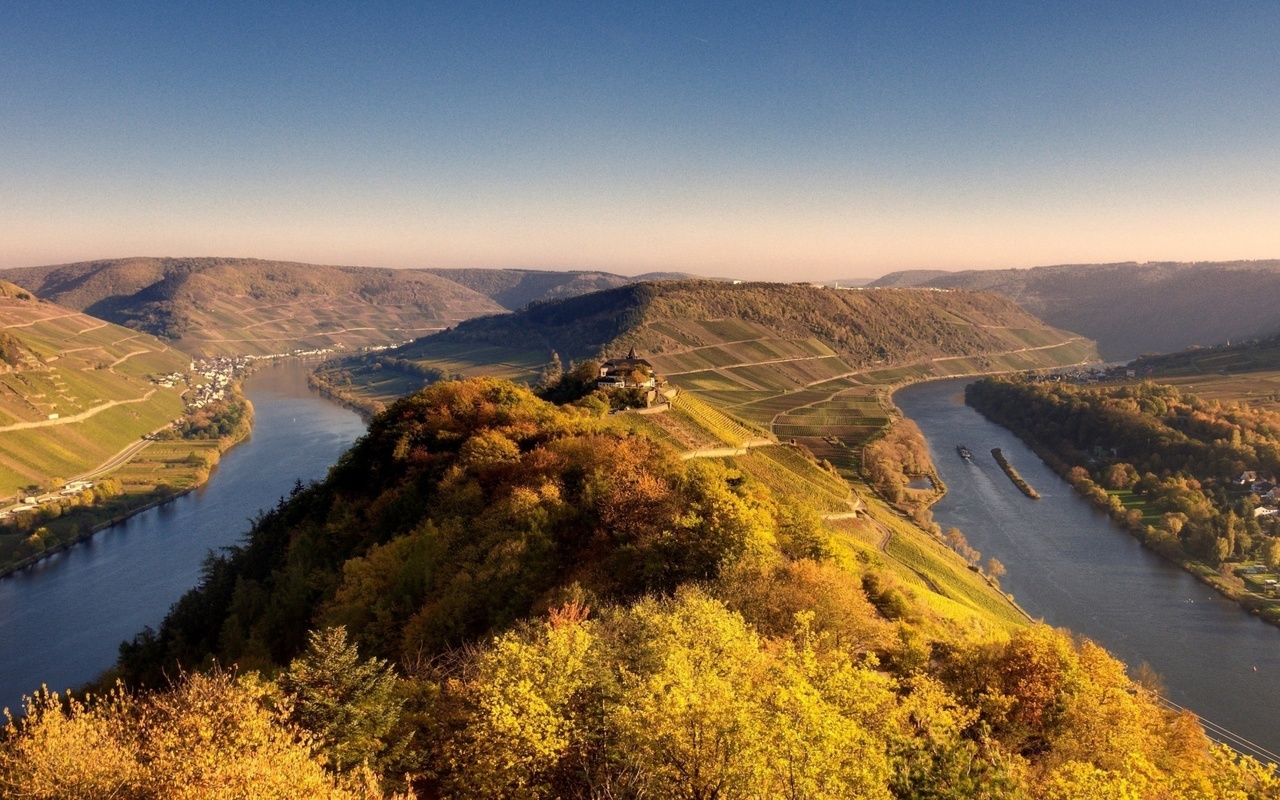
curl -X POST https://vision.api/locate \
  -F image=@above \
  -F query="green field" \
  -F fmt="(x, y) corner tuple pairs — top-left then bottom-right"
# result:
(0, 296), (192, 496)
(866, 500), (1025, 628)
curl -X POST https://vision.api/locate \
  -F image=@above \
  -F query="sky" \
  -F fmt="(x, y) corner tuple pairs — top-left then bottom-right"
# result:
(2, 1), (1279, 281)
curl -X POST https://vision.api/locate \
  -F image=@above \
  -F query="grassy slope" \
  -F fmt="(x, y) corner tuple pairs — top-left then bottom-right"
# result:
(0, 286), (189, 496)
(3, 257), (507, 358)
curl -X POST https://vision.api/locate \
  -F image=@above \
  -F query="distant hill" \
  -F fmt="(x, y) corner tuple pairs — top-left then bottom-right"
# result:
(0, 281), (189, 495)
(423, 267), (701, 310)
(2, 258), (507, 358)
(871, 260), (1280, 359)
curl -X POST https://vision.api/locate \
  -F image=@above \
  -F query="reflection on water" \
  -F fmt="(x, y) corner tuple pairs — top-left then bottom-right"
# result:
(895, 379), (1280, 755)
(906, 475), (935, 491)
(0, 362), (365, 711)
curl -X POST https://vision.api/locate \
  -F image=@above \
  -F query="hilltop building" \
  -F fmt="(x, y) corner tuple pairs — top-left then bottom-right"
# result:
(597, 348), (657, 389)
(596, 348), (668, 408)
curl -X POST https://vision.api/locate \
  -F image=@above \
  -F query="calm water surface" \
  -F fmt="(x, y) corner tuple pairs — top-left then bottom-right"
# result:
(896, 378), (1280, 757)
(0, 361), (365, 711)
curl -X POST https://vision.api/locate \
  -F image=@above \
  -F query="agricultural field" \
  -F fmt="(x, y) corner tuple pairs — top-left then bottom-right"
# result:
(111, 439), (226, 494)
(1155, 371), (1280, 412)
(0, 289), (191, 497)
(723, 445), (854, 513)
(864, 500), (1026, 629)
(0, 393), (186, 495)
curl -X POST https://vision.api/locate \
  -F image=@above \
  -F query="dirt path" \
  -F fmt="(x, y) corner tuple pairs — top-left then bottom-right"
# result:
(679, 438), (774, 459)
(0, 390), (157, 432)
(2, 312), (81, 329)
(110, 349), (151, 367)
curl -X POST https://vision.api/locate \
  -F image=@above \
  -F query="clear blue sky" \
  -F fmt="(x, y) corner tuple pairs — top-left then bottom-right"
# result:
(3, 2), (1278, 279)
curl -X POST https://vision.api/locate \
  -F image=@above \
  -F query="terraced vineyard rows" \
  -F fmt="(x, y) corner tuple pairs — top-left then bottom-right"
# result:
(669, 393), (766, 447)
(725, 445), (853, 513)
(615, 408), (718, 451)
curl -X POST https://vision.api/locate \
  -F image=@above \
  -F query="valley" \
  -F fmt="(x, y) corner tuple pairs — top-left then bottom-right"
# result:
(873, 260), (1280, 360)
(7, 268), (1280, 794)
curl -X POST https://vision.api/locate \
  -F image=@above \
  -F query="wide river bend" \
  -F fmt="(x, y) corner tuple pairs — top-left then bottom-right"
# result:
(895, 378), (1280, 760)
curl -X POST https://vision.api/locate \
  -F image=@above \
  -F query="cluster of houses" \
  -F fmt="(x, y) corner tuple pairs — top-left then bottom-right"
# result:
(1237, 471), (1280, 517)
(161, 346), (340, 410)
(1029, 365), (1142, 385)
(0, 479), (95, 521)
(185, 357), (244, 409)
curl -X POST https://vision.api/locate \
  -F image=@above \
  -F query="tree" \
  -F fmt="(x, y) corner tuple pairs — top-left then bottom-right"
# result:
(985, 558), (1007, 584)
(1265, 538), (1280, 572)
(279, 627), (405, 773)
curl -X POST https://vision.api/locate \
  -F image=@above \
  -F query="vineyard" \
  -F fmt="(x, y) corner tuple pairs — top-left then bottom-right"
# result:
(725, 445), (854, 513)
(867, 501), (1025, 627)
(668, 393), (766, 447)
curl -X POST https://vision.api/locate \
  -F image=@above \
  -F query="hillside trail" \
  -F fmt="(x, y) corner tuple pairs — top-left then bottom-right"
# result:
(678, 438), (773, 459)
(0, 390), (157, 433)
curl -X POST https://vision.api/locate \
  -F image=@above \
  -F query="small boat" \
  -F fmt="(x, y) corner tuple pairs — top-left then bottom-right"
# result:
(957, 445), (973, 460)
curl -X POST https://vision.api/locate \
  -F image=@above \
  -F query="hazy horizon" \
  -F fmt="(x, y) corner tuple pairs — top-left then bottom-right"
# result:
(4, 2), (1279, 280)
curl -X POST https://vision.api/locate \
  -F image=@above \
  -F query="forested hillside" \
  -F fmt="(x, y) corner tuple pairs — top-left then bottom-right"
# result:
(20, 377), (1261, 798)
(314, 281), (1095, 417)
(872, 260), (1280, 359)
(423, 267), (697, 310)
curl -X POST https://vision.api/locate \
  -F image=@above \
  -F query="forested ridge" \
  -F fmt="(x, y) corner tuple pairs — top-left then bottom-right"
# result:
(3, 379), (1278, 797)
(426, 280), (1081, 365)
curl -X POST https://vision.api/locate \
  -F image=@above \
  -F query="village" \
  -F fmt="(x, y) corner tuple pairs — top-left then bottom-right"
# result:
(0, 346), (342, 522)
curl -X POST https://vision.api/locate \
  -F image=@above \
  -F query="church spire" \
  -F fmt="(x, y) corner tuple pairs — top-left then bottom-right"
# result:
(627, 347), (637, 360)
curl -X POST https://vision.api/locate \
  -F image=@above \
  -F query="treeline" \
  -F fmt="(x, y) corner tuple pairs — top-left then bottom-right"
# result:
(428, 280), (1076, 369)
(5, 378), (1278, 796)
(968, 377), (1280, 610)
(863, 418), (933, 506)
(164, 394), (251, 441)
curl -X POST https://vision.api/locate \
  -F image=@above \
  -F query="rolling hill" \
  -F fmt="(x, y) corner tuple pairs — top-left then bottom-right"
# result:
(92, 376), (1262, 797)
(2, 258), (709, 358)
(422, 267), (699, 310)
(0, 280), (190, 496)
(313, 281), (1097, 483)
(2, 257), (507, 358)
(871, 260), (1280, 360)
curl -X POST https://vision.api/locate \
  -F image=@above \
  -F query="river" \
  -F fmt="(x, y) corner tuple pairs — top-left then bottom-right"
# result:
(895, 378), (1280, 760)
(0, 361), (366, 712)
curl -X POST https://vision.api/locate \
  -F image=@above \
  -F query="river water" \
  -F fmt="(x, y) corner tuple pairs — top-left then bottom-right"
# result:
(895, 378), (1280, 759)
(0, 361), (365, 712)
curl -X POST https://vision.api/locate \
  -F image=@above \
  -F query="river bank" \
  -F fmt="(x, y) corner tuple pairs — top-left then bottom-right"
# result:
(894, 378), (1280, 756)
(0, 361), (366, 710)
(970, 399), (1280, 628)
(0, 390), (254, 579)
